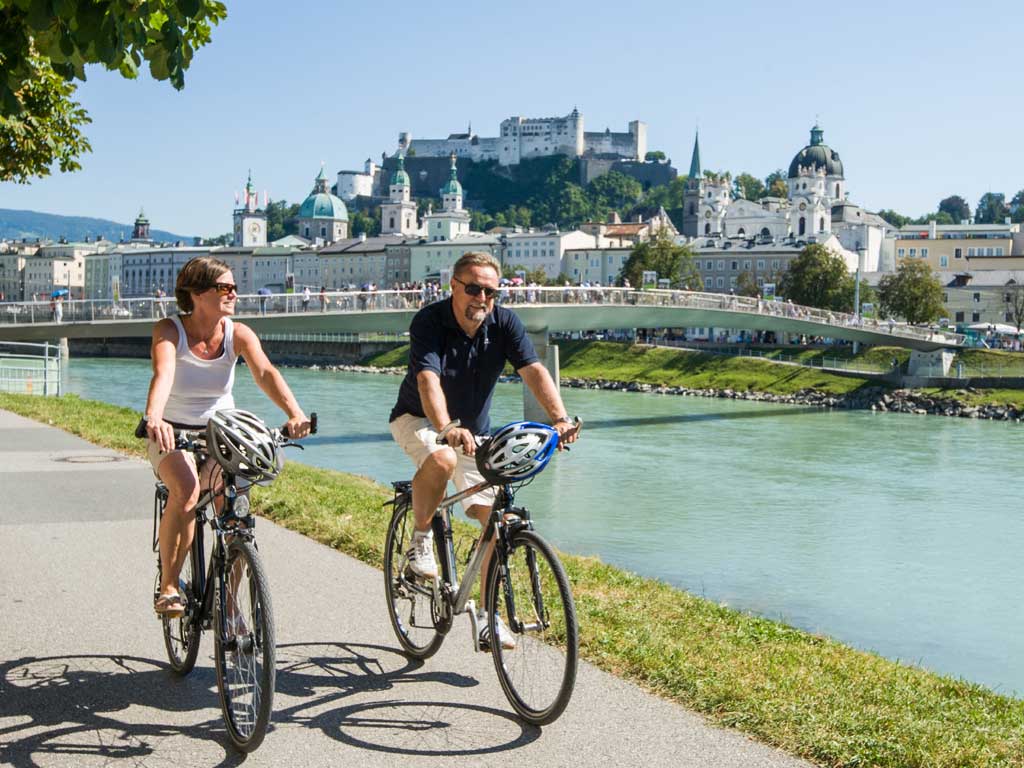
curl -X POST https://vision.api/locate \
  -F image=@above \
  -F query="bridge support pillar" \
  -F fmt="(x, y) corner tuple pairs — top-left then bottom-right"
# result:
(905, 348), (954, 381)
(524, 330), (559, 422)
(58, 337), (69, 362)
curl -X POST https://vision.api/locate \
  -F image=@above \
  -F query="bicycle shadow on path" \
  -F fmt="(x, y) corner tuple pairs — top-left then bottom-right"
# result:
(275, 641), (541, 757)
(1, 643), (538, 766)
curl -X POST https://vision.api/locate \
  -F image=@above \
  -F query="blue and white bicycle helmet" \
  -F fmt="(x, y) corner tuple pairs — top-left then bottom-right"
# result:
(206, 409), (283, 486)
(476, 421), (559, 484)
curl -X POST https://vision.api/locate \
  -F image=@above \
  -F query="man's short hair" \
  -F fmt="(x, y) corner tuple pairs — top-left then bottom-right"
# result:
(452, 252), (500, 279)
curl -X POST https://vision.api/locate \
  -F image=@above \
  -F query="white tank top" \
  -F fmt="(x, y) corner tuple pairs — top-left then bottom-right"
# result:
(162, 315), (237, 426)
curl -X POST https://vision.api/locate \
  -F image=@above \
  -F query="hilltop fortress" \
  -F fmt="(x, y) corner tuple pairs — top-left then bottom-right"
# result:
(398, 108), (646, 166)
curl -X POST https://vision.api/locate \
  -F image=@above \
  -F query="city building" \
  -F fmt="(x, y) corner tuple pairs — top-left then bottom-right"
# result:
(380, 155), (419, 236)
(318, 234), (409, 289)
(681, 126), (886, 271)
(502, 230), (596, 278)
(335, 158), (378, 201)
(892, 221), (1024, 272)
(398, 108), (646, 166)
(295, 167), (349, 244)
(421, 154), (471, 242)
(562, 246), (632, 284)
(407, 234), (500, 282)
(120, 245), (209, 297)
(232, 171), (268, 247)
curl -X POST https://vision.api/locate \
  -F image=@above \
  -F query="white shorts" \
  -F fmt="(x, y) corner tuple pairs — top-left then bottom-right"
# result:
(389, 413), (496, 512)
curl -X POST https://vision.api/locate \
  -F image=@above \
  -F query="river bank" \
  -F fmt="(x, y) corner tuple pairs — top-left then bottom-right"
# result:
(5, 391), (1020, 768)
(352, 340), (1024, 421)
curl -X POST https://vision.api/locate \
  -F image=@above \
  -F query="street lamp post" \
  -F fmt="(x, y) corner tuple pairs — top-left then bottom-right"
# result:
(853, 245), (865, 353)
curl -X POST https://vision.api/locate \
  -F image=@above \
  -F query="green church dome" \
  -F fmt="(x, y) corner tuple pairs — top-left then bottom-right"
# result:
(391, 154), (410, 187)
(787, 125), (844, 179)
(298, 192), (348, 220)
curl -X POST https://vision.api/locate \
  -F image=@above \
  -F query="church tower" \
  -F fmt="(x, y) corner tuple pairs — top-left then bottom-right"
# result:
(131, 209), (151, 242)
(380, 154), (418, 236)
(233, 170), (267, 247)
(424, 153), (471, 242)
(682, 131), (703, 238)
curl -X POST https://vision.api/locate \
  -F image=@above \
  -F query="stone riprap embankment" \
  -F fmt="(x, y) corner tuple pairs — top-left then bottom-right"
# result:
(560, 378), (1024, 422)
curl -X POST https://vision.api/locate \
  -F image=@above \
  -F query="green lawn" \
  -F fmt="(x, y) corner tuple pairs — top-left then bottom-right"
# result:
(2, 392), (1022, 768)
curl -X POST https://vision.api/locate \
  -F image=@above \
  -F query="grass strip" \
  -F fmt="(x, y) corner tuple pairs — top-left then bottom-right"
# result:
(2, 392), (1022, 768)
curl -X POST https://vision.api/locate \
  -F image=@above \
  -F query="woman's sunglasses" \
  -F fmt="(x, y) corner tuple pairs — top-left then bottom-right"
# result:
(453, 276), (497, 298)
(207, 282), (238, 296)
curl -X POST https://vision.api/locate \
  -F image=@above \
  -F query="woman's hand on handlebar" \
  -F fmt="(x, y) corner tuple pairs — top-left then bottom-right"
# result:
(146, 417), (176, 454)
(282, 412), (311, 440)
(444, 426), (477, 456)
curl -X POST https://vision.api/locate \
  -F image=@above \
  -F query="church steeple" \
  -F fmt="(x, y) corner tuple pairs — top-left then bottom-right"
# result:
(132, 208), (150, 241)
(688, 131), (702, 179)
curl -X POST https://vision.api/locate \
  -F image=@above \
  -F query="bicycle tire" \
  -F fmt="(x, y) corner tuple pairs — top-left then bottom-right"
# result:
(214, 538), (275, 752)
(383, 498), (448, 659)
(486, 529), (578, 725)
(160, 541), (202, 675)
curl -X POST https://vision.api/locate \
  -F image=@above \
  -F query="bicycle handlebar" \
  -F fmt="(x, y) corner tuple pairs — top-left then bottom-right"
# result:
(434, 416), (583, 448)
(133, 411), (318, 446)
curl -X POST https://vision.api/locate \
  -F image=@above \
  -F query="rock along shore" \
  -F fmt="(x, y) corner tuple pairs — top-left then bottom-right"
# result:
(295, 364), (1022, 423)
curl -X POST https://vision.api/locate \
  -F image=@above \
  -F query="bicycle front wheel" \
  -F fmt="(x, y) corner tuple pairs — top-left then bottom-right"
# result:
(383, 498), (447, 659)
(214, 538), (275, 752)
(486, 529), (578, 725)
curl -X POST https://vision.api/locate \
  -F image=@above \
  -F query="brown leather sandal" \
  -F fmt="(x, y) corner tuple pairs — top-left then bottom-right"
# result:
(154, 593), (186, 618)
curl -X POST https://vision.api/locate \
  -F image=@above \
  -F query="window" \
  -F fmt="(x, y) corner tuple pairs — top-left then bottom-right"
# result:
(744, 260), (751, 270)
(943, 293), (948, 302)
(955, 247), (962, 259)
(704, 277), (713, 289)
(973, 292), (981, 303)
(731, 261), (738, 271)
(955, 311), (964, 322)
(771, 259), (780, 270)
(716, 260), (725, 271)
(968, 247), (976, 256)
(756, 277), (764, 287)
(997, 247), (1005, 256)
(756, 259), (766, 270)
(819, 217), (825, 231)
(972, 312), (981, 322)
(940, 255), (948, 267)
(909, 248), (916, 257)
(921, 248), (928, 257)
(716, 277), (724, 288)
(798, 217), (806, 236)
(897, 248), (905, 257)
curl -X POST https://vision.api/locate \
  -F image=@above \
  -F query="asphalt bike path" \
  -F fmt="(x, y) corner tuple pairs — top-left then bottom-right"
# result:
(0, 409), (812, 767)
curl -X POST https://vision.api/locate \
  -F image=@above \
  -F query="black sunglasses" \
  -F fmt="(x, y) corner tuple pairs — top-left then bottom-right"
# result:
(453, 276), (497, 299)
(207, 282), (238, 296)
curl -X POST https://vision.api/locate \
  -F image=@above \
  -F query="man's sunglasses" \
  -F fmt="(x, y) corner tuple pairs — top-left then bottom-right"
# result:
(453, 276), (497, 298)
(207, 282), (238, 296)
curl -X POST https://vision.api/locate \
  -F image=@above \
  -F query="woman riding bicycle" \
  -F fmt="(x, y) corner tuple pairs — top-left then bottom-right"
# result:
(143, 256), (312, 617)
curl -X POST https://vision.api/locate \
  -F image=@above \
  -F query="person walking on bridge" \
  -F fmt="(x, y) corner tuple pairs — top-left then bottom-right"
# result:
(388, 251), (579, 651)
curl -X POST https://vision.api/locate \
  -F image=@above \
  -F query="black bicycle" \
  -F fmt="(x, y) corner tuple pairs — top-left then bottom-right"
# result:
(384, 419), (581, 725)
(136, 412), (316, 751)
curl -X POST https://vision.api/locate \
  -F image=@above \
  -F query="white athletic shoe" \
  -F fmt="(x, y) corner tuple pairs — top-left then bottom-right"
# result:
(478, 611), (516, 651)
(405, 533), (438, 580)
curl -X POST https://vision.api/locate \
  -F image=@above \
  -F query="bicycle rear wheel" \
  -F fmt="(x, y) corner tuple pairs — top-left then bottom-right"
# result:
(486, 529), (578, 725)
(159, 540), (202, 675)
(384, 498), (447, 659)
(214, 538), (275, 752)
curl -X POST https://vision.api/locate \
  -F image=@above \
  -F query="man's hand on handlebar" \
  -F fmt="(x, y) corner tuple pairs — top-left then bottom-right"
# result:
(553, 416), (582, 451)
(444, 426), (478, 456)
(146, 417), (176, 454)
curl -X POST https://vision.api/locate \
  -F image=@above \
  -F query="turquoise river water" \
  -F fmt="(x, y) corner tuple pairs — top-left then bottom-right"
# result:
(63, 357), (1023, 696)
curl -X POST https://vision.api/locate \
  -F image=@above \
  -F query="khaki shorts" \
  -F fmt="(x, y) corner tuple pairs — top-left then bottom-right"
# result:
(147, 439), (198, 478)
(389, 413), (496, 512)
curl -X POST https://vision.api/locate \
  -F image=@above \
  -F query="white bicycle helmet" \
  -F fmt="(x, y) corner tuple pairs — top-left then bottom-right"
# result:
(206, 409), (283, 486)
(476, 421), (559, 484)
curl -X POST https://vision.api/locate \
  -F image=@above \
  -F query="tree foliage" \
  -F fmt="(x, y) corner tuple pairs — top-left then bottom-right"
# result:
(975, 192), (1008, 224)
(1010, 190), (1024, 224)
(264, 199), (299, 241)
(778, 244), (851, 311)
(587, 171), (642, 217)
(764, 169), (788, 198)
(733, 172), (766, 201)
(1006, 283), (1024, 333)
(938, 195), (970, 224)
(618, 229), (699, 289)
(877, 260), (945, 324)
(644, 150), (666, 162)
(1, 0), (226, 181)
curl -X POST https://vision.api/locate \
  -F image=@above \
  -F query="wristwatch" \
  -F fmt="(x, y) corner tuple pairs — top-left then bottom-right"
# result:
(553, 416), (573, 426)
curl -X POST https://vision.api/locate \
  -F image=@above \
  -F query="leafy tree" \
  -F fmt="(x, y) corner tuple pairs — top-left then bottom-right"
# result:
(618, 229), (699, 289)
(836, 277), (877, 315)
(877, 260), (945, 324)
(641, 176), (688, 211)
(735, 270), (760, 297)
(205, 232), (232, 246)
(349, 208), (380, 237)
(265, 199), (300, 241)
(1005, 283), (1024, 333)
(733, 172), (766, 201)
(1, 0), (227, 182)
(644, 150), (666, 162)
(913, 211), (954, 226)
(549, 183), (593, 227)
(587, 171), (642, 217)
(877, 209), (911, 228)
(1010, 190), (1024, 224)
(975, 192), (1008, 224)
(764, 169), (788, 198)
(938, 195), (970, 223)
(778, 243), (850, 311)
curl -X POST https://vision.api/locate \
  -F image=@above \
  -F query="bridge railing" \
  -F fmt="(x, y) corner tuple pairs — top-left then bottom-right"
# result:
(0, 340), (62, 396)
(0, 287), (964, 345)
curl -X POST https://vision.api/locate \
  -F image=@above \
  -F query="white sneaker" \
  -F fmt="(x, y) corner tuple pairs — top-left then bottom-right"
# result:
(478, 611), (516, 651)
(405, 532), (438, 579)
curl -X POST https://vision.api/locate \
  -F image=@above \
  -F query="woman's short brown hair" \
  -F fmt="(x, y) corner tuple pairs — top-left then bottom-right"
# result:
(175, 256), (230, 313)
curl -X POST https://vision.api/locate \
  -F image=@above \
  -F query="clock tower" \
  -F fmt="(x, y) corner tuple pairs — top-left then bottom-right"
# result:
(233, 170), (268, 247)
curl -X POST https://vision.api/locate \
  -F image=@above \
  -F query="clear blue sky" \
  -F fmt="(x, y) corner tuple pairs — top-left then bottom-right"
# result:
(1, 0), (1022, 237)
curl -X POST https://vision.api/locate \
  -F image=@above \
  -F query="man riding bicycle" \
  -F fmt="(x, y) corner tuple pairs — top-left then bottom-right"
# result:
(389, 251), (578, 650)
(143, 256), (313, 617)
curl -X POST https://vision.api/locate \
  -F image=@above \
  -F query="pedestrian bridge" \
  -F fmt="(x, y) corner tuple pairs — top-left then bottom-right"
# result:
(0, 287), (963, 352)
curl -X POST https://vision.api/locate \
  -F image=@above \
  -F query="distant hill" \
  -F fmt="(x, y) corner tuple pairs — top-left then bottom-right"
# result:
(0, 208), (195, 244)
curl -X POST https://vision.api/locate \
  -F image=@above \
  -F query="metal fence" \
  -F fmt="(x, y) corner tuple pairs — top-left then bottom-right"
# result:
(0, 287), (964, 346)
(0, 341), (62, 396)
(652, 340), (896, 374)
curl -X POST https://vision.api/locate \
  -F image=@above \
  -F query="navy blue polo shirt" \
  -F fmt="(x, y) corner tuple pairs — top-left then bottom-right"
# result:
(389, 298), (539, 435)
